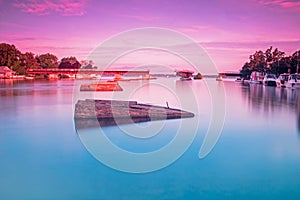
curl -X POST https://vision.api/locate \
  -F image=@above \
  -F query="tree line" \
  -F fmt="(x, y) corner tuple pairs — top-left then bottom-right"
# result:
(0, 43), (95, 75)
(2, 43), (299, 77)
(240, 46), (300, 78)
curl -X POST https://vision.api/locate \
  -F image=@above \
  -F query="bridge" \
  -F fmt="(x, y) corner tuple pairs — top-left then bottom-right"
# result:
(26, 69), (150, 76)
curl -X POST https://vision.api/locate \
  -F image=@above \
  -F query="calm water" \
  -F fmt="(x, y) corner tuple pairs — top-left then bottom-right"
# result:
(0, 78), (300, 200)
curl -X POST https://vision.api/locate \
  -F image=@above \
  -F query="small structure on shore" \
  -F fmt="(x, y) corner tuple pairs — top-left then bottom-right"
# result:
(74, 99), (194, 128)
(0, 66), (15, 79)
(249, 71), (265, 84)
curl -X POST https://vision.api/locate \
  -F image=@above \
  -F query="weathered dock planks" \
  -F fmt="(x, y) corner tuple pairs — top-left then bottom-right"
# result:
(74, 99), (194, 128)
(80, 82), (123, 91)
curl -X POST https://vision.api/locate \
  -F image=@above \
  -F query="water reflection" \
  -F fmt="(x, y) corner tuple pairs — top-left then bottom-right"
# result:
(298, 105), (300, 136)
(0, 79), (76, 97)
(241, 83), (300, 133)
(2, 79), (300, 199)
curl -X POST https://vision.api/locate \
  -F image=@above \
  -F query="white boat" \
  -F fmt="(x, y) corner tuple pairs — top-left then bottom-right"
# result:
(216, 72), (241, 82)
(287, 74), (300, 88)
(263, 74), (277, 87)
(276, 73), (289, 88)
(11, 75), (25, 80)
(24, 76), (34, 80)
(180, 77), (192, 81)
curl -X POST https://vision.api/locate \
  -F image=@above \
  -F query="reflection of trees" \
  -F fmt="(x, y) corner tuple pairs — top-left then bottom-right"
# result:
(298, 106), (300, 135)
(0, 79), (59, 97)
(241, 83), (300, 133)
(244, 84), (298, 111)
(243, 84), (276, 113)
(0, 79), (32, 96)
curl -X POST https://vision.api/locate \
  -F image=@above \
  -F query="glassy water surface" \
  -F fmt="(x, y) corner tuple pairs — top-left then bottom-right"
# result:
(0, 78), (300, 200)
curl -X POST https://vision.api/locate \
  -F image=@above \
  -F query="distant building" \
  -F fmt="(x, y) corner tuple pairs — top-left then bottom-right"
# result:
(0, 66), (15, 79)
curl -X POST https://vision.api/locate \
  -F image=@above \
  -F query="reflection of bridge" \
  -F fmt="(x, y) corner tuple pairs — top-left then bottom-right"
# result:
(26, 69), (150, 76)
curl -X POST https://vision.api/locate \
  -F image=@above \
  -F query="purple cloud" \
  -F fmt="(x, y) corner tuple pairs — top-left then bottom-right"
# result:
(258, 0), (300, 11)
(13, 0), (87, 16)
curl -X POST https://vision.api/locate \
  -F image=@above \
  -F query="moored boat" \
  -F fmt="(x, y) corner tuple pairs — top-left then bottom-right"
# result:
(276, 73), (289, 88)
(263, 74), (277, 87)
(286, 74), (300, 88)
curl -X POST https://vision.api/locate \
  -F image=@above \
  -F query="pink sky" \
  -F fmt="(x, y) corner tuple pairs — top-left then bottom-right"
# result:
(0, 0), (300, 72)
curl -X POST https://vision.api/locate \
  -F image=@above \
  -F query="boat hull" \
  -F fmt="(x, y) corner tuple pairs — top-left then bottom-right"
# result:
(264, 80), (277, 87)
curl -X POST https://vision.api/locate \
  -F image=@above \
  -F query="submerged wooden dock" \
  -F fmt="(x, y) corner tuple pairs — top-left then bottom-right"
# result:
(80, 82), (123, 92)
(74, 99), (194, 128)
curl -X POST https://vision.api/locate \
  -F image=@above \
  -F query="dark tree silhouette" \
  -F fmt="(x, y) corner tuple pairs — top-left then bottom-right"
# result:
(240, 46), (299, 77)
(58, 56), (81, 69)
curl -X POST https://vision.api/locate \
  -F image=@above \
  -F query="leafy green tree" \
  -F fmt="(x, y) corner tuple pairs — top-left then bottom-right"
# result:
(12, 52), (39, 75)
(0, 43), (21, 70)
(21, 52), (39, 68)
(80, 60), (94, 69)
(36, 53), (58, 68)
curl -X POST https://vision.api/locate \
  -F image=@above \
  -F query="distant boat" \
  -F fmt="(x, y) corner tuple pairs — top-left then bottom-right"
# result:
(24, 76), (34, 80)
(276, 73), (289, 88)
(11, 75), (25, 80)
(175, 69), (194, 81)
(216, 72), (241, 82)
(193, 73), (203, 80)
(180, 77), (192, 81)
(286, 74), (300, 88)
(216, 75), (222, 81)
(263, 74), (277, 87)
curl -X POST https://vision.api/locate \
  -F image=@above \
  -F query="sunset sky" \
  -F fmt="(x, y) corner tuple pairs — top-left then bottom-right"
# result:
(1, 0), (300, 71)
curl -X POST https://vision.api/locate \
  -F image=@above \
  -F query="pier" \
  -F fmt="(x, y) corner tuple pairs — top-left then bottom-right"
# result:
(80, 82), (123, 91)
(26, 69), (150, 77)
(74, 99), (194, 128)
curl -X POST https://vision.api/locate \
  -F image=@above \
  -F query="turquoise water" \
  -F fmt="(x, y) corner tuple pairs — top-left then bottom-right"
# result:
(0, 78), (300, 199)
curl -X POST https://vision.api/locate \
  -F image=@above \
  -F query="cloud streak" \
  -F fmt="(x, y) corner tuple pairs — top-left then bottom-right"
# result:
(117, 13), (161, 22)
(178, 25), (213, 33)
(258, 0), (300, 11)
(13, 0), (87, 16)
